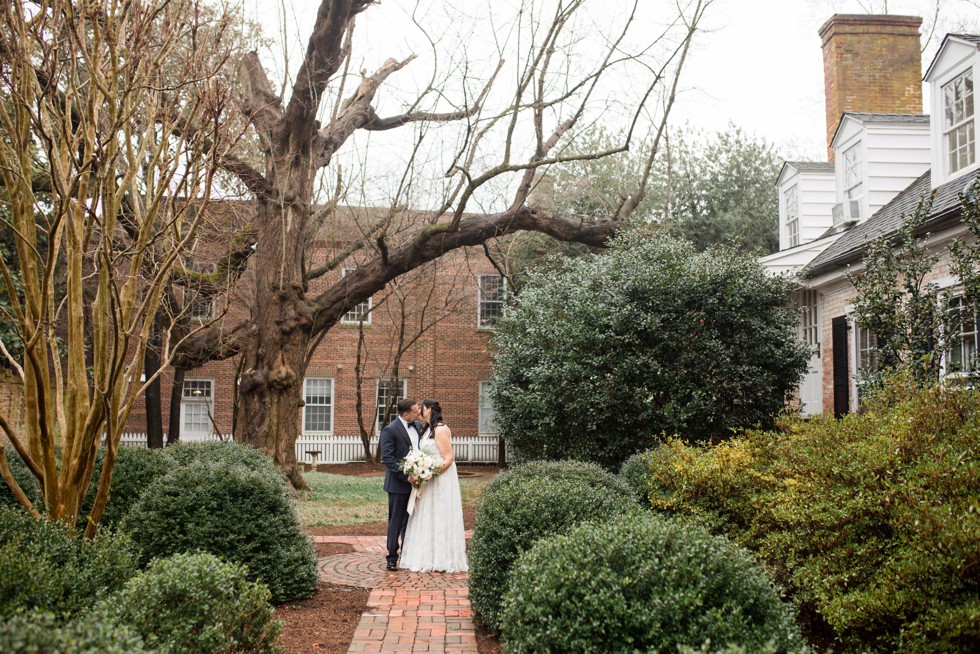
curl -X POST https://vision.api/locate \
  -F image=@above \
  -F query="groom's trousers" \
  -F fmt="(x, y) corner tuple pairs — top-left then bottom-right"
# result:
(386, 491), (411, 564)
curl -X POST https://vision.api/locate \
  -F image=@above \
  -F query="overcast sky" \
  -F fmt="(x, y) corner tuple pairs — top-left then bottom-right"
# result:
(241, 0), (979, 178)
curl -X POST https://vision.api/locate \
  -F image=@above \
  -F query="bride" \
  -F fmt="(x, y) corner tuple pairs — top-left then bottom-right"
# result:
(399, 399), (468, 573)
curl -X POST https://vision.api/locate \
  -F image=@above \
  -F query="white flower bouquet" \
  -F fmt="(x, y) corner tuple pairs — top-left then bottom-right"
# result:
(401, 442), (443, 515)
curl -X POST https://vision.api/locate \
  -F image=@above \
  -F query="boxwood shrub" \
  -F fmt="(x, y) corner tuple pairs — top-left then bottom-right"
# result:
(647, 380), (980, 652)
(163, 440), (286, 482)
(0, 506), (138, 618)
(0, 611), (151, 654)
(501, 512), (806, 653)
(468, 460), (637, 632)
(619, 449), (655, 503)
(120, 461), (317, 603)
(99, 551), (280, 654)
(78, 445), (177, 531)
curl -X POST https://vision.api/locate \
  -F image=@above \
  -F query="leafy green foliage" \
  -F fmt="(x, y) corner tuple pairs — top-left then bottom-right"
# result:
(645, 379), (980, 652)
(0, 611), (151, 654)
(490, 231), (810, 468)
(78, 445), (177, 531)
(120, 461), (318, 603)
(0, 506), (138, 619)
(501, 512), (806, 653)
(0, 446), (42, 510)
(98, 552), (281, 654)
(468, 460), (637, 632)
(618, 449), (655, 504)
(163, 440), (286, 481)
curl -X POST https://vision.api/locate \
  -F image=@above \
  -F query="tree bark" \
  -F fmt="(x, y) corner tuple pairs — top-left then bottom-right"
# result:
(167, 369), (186, 445)
(144, 324), (165, 449)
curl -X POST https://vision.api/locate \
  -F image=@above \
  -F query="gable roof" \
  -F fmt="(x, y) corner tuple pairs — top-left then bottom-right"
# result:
(804, 168), (980, 277)
(924, 33), (980, 80)
(784, 161), (835, 173)
(829, 113), (929, 150)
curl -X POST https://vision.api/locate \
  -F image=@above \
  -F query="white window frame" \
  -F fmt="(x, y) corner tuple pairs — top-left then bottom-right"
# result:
(943, 69), (975, 175)
(785, 184), (800, 248)
(375, 378), (407, 433)
(478, 380), (498, 435)
(850, 319), (877, 411)
(302, 377), (334, 434)
(341, 267), (372, 325)
(478, 274), (506, 329)
(180, 378), (214, 440)
(843, 142), (863, 222)
(187, 261), (216, 322)
(943, 294), (979, 378)
(799, 289), (819, 350)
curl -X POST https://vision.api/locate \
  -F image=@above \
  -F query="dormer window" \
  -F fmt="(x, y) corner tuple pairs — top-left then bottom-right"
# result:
(785, 184), (800, 247)
(843, 143), (862, 221)
(943, 69), (975, 174)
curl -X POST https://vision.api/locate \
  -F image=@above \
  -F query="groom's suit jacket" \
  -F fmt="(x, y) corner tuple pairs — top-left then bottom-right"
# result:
(380, 418), (414, 494)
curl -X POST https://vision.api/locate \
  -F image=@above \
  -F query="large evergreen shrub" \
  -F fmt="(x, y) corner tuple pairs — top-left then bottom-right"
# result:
(618, 449), (654, 504)
(120, 461), (318, 603)
(78, 445), (177, 531)
(0, 611), (151, 654)
(468, 460), (637, 632)
(647, 380), (980, 652)
(163, 440), (285, 482)
(0, 506), (137, 618)
(0, 446), (42, 510)
(489, 231), (809, 469)
(99, 551), (281, 654)
(501, 513), (806, 653)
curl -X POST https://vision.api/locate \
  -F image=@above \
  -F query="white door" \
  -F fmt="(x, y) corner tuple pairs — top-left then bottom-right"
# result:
(180, 379), (214, 441)
(798, 291), (822, 416)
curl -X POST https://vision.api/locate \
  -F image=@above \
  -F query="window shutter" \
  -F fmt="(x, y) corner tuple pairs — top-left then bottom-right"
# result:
(832, 316), (850, 418)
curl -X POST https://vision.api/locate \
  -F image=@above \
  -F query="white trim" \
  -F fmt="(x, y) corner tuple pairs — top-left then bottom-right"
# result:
(340, 267), (373, 325)
(375, 378), (407, 433)
(478, 380), (498, 435)
(477, 274), (505, 329)
(302, 377), (335, 434)
(180, 378), (215, 441)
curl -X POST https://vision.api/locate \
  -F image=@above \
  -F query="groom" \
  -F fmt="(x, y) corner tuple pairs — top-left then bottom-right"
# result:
(380, 398), (421, 570)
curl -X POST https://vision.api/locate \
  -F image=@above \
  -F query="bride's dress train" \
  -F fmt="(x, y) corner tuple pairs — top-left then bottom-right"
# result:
(399, 439), (468, 573)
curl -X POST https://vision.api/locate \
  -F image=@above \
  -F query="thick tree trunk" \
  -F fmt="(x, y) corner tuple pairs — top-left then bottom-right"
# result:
(144, 326), (165, 449)
(167, 369), (186, 445)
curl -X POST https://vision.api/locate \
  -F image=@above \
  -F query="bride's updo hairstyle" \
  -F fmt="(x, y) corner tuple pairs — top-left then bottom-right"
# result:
(420, 399), (443, 438)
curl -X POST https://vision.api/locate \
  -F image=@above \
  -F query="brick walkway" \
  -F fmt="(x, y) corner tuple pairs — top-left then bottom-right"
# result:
(315, 534), (478, 653)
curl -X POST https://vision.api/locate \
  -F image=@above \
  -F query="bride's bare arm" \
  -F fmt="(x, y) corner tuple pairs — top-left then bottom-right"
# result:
(434, 425), (455, 471)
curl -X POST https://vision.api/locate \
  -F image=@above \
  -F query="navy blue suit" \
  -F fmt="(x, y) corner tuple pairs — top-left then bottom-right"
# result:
(380, 418), (416, 565)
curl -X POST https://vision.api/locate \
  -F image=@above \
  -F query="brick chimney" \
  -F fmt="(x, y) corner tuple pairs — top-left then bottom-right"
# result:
(819, 14), (923, 160)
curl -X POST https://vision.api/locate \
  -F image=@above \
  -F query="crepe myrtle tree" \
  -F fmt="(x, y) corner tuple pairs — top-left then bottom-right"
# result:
(488, 230), (810, 469)
(163, 0), (714, 488)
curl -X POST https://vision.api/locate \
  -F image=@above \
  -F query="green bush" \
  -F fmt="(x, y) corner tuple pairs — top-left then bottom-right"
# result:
(78, 445), (177, 531)
(619, 449), (654, 503)
(0, 446), (42, 511)
(99, 551), (281, 654)
(120, 461), (318, 603)
(0, 611), (151, 654)
(164, 440), (285, 482)
(489, 231), (810, 469)
(468, 460), (637, 632)
(0, 506), (138, 618)
(647, 381), (980, 652)
(501, 513), (805, 653)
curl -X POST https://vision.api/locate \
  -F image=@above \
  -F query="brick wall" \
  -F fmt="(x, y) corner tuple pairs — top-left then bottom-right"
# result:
(819, 14), (923, 160)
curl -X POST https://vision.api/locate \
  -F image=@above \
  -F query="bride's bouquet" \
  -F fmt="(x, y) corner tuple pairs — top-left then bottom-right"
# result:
(401, 442), (443, 515)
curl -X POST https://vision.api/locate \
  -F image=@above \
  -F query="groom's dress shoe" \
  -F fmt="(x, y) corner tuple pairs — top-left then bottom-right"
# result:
(386, 561), (398, 571)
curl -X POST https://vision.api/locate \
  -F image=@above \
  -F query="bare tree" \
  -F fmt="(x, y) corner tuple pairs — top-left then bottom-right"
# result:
(0, 0), (243, 533)
(154, 0), (713, 489)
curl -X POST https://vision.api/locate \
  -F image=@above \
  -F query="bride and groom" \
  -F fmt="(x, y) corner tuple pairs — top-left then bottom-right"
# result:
(380, 398), (468, 573)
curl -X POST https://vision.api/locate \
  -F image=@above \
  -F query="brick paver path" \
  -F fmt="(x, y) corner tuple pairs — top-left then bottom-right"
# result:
(315, 533), (478, 653)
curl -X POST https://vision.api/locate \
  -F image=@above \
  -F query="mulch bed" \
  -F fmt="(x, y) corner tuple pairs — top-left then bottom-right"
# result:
(278, 463), (503, 653)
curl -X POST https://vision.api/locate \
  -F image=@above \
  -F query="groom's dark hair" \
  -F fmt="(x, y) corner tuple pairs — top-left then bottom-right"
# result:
(396, 398), (417, 414)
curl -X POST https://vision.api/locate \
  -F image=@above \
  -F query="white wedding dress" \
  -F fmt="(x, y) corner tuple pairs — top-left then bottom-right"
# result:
(399, 433), (468, 573)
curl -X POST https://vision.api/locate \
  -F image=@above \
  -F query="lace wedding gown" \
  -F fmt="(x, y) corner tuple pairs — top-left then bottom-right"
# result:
(399, 434), (468, 573)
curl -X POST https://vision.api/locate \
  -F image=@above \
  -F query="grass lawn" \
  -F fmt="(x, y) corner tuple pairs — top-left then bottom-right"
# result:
(295, 470), (495, 526)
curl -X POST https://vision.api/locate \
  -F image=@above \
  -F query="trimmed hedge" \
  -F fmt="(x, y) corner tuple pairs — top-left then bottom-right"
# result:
(619, 449), (654, 504)
(120, 461), (318, 603)
(0, 611), (151, 654)
(647, 381), (980, 652)
(500, 512), (805, 653)
(468, 460), (637, 632)
(163, 440), (285, 482)
(99, 551), (281, 654)
(78, 445), (177, 531)
(0, 506), (138, 618)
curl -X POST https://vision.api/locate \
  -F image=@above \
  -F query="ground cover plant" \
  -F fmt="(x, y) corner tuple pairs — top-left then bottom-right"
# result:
(468, 460), (637, 632)
(501, 512), (806, 653)
(644, 380), (980, 652)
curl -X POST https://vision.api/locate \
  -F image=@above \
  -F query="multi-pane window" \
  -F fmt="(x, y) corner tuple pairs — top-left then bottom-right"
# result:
(856, 325), (878, 376)
(947, 295), (978, 374)
(341, 267), (372, 325)
(478, 274), (506, 328)
(376, 378), (407, 431)
(843, 142), (863, 220)
(944, 70), (975, 174)
(181, 379), (213, 438)
(799, 290), (819, 348)
(187, 262), (216, 321)
(478, 380), (498, 434)
(785, 185), (800, 248)
(303, 378), (333, 433)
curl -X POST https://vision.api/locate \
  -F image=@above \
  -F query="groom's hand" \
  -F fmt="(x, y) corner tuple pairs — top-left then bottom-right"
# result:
(408, 475), (418, 485)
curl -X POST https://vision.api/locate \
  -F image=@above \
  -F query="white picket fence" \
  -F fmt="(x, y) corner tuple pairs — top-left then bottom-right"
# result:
(111, 432), (504, 464)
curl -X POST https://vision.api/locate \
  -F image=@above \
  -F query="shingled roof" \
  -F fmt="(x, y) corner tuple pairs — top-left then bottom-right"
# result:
(804, 169), (980, 277)
(783, 161), (835, 174)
